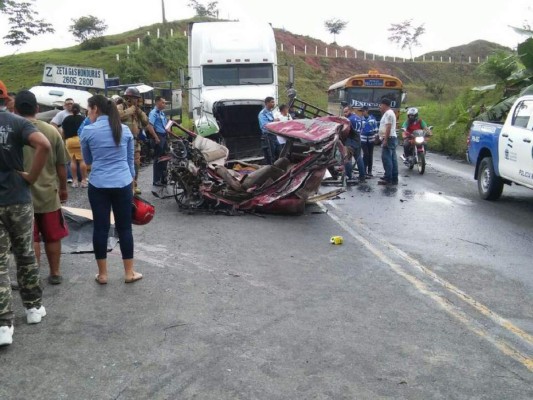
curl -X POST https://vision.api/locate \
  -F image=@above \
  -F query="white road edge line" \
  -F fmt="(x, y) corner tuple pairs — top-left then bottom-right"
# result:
(323, 200), (533, 372)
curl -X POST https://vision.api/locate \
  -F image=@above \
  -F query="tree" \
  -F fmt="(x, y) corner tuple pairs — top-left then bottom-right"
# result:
(188, 0), (219, 18)
(388, 19), (425, 60)
(480, 51), (519, 82)
(69, 16), (108, 43)
(324, 19), (348, 44)
(0, 0), (55, 47)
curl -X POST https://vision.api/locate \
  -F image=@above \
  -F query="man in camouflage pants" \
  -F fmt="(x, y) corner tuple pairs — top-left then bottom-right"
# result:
(119, 87), (157, 195)
(0, 80), (51, 346)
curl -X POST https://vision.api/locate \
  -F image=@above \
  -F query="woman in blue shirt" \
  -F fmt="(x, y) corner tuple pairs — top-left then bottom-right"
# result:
(80, 95), (142, 284)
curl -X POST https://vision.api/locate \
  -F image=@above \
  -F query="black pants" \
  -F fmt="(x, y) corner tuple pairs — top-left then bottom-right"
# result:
(361, 141), (374, 174)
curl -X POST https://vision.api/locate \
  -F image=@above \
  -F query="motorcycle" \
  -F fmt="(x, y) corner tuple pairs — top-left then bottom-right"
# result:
(152, 117), (348, 215)
(401, 126), (433, 174)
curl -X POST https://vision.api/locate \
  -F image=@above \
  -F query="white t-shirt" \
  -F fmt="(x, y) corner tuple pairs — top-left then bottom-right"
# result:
(379, 109), (397, 138)
(273, 111), (292, 144)
(50, 109), (71, 127)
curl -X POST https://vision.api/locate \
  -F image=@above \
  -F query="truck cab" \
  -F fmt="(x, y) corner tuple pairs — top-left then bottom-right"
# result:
(187, 21), (278, 160)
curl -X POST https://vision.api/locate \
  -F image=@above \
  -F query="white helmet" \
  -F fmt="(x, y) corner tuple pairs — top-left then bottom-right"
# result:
(407, 107), (418, 116)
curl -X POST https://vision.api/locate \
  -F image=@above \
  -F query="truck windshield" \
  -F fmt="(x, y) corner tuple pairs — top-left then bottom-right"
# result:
(203, 64), (273, 86)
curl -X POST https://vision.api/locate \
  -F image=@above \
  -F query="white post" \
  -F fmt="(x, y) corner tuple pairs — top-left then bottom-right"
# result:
(372, 54), (375, 61)
(354, 50), (357, 59)
(127, 45), (130, 55)
(157, 28), (160, 38)
(393, 57), (396, 62)
(364, 52), (366, 60)
(183, 31), (187, 36)
(440, 56), (443, 62)
(147, 31), (150, 36)
(137, 38), (140, 49)
(403, 58), (406, 62)
(449, 56), (451, 63)
(469, 56), (472, 63)
(335, 49), (338, 58)
(326, 47), (328, 57)
(423, 55), (426, 62)
(116, 54), (119, 62)
(432, 56), (434, 62)
(281, 43), (284, 52)
(345, 49), (347, 58)
(170, 28), (173, 37)
(477, 56), (480, 63)
(293, 45), (296, 55)
(383, 55), (385, 61)
(304, 45), (307, 55)
(315, 46), (318, 56)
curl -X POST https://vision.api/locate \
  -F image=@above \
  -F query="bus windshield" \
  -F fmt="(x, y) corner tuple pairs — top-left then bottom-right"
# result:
(203, 64), (273, 86)
(346, 88), (403, 109)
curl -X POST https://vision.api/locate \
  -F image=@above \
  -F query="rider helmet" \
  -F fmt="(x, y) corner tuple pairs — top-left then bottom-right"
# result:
(123, 86), (141, 98)
(407, 107), (418, 121)
(132, 195), (155, 225)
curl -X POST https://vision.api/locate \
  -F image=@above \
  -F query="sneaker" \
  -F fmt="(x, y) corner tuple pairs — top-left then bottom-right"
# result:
(0, 325), (14, 346)
(47, 275), (63, 285)
(26, 306), (46, 324)
(366, 173), (373, 178)
(377, 180), (391, 186)
(67, 178), (73, 184)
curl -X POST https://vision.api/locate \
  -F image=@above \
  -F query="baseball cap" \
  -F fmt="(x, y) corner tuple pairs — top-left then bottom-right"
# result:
(15, 90), (37, 109)
(0, 80), (9, 99)
(380, 98), (391, 106)
(361, 105), (369, 111)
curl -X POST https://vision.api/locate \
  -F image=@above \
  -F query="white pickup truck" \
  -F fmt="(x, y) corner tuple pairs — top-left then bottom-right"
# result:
(466, 95), (533, 199)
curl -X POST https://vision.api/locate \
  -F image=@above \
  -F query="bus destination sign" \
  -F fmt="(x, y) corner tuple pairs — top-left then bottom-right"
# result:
(42, 64), (106, 89)
(364, 79), (384, 87)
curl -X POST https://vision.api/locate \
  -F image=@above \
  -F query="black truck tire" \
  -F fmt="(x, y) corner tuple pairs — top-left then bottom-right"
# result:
(478, 156), (504, 200)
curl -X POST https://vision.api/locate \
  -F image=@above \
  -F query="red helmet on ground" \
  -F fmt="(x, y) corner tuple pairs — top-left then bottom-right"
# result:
(132, 195), (155, 225)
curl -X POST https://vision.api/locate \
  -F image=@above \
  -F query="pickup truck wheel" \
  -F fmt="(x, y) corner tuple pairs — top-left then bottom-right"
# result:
(478, 157), (503, 200)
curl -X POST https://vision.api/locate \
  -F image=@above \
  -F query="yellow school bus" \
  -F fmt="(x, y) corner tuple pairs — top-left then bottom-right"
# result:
(327, 70), (404, 120)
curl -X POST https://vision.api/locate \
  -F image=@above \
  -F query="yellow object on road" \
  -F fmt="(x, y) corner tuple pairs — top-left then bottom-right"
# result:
(330, 236), (343, 245)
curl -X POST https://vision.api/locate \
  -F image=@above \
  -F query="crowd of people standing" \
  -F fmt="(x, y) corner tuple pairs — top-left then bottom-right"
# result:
(0, 81), (156, 347)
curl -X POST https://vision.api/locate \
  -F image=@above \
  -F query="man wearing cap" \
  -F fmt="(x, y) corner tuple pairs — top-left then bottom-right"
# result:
(51, 98), (76, 184)
(377, 98), (398, 185)
(342, 106), (366, 183)
(0, 80), (51, 346)
(360, 106), (378, 178)
(16, 90), (69, 286)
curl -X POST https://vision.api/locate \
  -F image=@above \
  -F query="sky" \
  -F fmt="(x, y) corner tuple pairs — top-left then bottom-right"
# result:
(0, 0), (531, 58)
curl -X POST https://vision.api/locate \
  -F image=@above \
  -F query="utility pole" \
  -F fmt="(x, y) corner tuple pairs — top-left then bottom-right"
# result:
(161, 0), (167, 24)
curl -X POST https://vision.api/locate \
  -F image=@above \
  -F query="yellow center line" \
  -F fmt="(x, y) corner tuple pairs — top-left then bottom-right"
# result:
(324, 200), (533, 372)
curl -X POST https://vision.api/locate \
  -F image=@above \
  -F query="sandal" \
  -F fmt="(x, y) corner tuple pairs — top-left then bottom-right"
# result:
(125, 272), (143, 284)
(95, 274), (107, 285)
(80, 181), (88, 188)
(71, 181), (79, 188)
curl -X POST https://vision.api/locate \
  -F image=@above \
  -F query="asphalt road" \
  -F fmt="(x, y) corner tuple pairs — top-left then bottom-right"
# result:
(0, 150), (532, 400)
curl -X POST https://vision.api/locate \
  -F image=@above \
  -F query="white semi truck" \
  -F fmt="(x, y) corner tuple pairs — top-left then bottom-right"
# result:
(187, 21), (278, 160)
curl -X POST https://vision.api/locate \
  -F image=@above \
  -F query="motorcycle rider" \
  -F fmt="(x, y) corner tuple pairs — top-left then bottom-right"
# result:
(401, 107), (428, 160)
(119, 87), (158, 194)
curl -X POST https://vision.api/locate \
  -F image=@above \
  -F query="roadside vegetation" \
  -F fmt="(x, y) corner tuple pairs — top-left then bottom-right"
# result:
(1, 15), (531, 159)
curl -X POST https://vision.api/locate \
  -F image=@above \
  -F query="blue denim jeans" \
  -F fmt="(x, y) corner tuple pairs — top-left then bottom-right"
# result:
(88, 183), (134, 260)
(381, 136), (398, 183)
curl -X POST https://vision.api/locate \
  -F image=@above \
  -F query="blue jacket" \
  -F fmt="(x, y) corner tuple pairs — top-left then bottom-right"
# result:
(361, 115), (378, 143)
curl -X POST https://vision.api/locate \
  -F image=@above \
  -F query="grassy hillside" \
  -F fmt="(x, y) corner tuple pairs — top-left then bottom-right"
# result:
(0, 18), (507, 157)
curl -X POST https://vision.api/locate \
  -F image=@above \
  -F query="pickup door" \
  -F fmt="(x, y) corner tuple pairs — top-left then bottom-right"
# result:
(498, 98), (533, 187)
